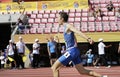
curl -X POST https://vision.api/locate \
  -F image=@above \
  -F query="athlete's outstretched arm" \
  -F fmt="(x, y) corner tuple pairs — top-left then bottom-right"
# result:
(67, 24), (93, 43)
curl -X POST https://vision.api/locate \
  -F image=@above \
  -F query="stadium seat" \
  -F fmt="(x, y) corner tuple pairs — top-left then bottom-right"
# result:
(30, 28), (37, 34)
(39, 10), (44, 14)
(74, 17), (81, 22)
(68, 17), (74, 23)
(103, 22), (110, 32)
(63, 9), (69, 13)
(49, 14), (56, 18)
(81, 17), (88, 22)
(37, 14), (43, 18)
(37, 28), (44, 34)
(81, 12), (88, 17)
(32, 24), (39, 28)
(110, 22), (118, 32)
(108, 12), (114, 16)
(88, 22), (95, 32)
(95, 21), (103, 32)
(101, 8), (107, 12)
(53, 23), (59, 28)
(100, 0), (106, 4)
(109, 16), (116, 21)
(82, 9), (88, 13)
(30, 14), (36, 19)
(43, 14), (49, 18)
(28, 19), (34, 24)
(44, 27), (51, 34)
(45, 10), (51, 14)
(75, 12), (81, 17)
(93, 0), (100, 4)
(34, 19), (40, 24)
(33, 10), (38, 14)
(102, 16), (109, 21)
(69, 13), (75, 17)
(59, 26), (64, 33)
(48, 18), (54, 23)
(46, 23), (53, 28)
(81, 22), (88, 32)
(24, 29), (30, 34)
(88, 17), (95, 22)
(100, 3), (107, 8)
(51, 27), (59, 33)
(74, 22), (80, 31)
(51, 10), (57, 13)
(39, 23), (46, 28)
(69, 9), (76, 13)
(41, 18), (47, 23)
(26, 11), (32, 15)
(76, 9), (81, 13)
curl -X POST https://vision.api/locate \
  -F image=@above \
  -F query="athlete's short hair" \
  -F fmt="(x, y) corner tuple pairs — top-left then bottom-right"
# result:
(59, 12), (69, 22)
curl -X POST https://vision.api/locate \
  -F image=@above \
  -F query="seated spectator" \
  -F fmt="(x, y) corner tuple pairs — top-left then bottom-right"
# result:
(17, 18), (25, 34)
(93, 6), (102, 20)
(106, 1), (115, 12)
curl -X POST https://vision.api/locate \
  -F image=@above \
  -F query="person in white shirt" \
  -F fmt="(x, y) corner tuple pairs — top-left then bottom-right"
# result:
(6, 40), (16, 69)
(16, 36), (25, 69)
(97, 38), (112, 68)
(32, 39), (40, 68)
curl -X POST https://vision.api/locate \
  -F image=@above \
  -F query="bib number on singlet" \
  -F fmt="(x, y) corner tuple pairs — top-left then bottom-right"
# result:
(64, 52), (70, 58)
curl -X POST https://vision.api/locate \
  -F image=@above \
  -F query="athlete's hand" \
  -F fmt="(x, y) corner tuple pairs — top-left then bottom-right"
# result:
(87, 38), (94, 44)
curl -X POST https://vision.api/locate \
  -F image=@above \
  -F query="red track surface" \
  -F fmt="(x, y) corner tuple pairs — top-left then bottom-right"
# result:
(0, 66), (120, 77)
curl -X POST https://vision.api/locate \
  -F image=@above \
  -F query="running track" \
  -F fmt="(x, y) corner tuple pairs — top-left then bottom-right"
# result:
(0, 66), (120, 77)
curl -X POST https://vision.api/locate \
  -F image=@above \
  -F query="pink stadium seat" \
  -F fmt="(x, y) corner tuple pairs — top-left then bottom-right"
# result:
(103, 22), (110, 32)
(45, 10), (51, 14)
(81, 12), (88, 17)
(32, 24), (39, 28)
(110, 22), (118, 32)
(39, 10), (44, 14)
(53, 23), (59, 27)
(82, 9), (88, 13)
(88, 22), (95, 32)
(30, 14), (36, 19)
(105, 0), (111, 3)
(75, 12), (81, 17)
(81, 22), (88, 32)
(114, 3), (119, 8)
(50, 14), (56, 18)
(101, 8), (107, 12)
(41, 18), (47, 23)
(28, 19), (34, 24)
(93, 0), (100, 4)
(68, 17), (74, 23)
(100, 3), (107, 8)
(109, 16), (116, 21)
(37, 14), (43, 18)
(69, 13), (75, 17)
(59, 26), (64, 33)
(51, 27), (58, 33)
(39, 23), (46, 28)
(88, 17), (95, 22)
(26, 11), (32, 15)
(74, 17), (81, 22)
(48, 18), (54, 23)
(117, 22), (120, 31)
(37, 28), (44, 34)
(35, 19), (40, 24)
(69, 9), (76, 13)
(44, 27), (51, 34)
(100, 0), (106, 4)
(95, 21), (103, 32)
(24, 29), (30, 34)
(63, 9), (69, 13)
(74, 22), (80, 31)
(112, 0), (118, 3)
(54, 18), (58, 23)
(81, 17), (88, 22)
(33, 10), (38, 14)
(108, 12), (114, 16)
(76, 9), (81, 13)
(46, 23), (53, 28)
(30, 28), (37, 34)
(43, 14), (49, 18)
(102, 16), (109, 21)
(51, 10), (57, 13)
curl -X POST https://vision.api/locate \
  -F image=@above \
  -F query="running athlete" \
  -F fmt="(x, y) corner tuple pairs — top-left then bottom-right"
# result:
(51, 12), (108, 77)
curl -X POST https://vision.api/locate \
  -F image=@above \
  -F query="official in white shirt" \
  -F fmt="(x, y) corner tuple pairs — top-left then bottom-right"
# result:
(16, 36), (25, 69)
(32, 39), (40, 68)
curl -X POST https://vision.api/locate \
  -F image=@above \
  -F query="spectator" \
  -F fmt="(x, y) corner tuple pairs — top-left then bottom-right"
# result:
(47, 36), (57, 66)
(118, 43), (120, 54)
(85, 49), (94, 66)
(6, 40), (16, 69)
(17, 18), (25, 34)
(0, 51), (6, 69)
(61, 45), (66, 55)
(32, 39), (40, 68)
(106, 1), (115, 12)
(97, 38), (112, 68)
(16, 36), (25, 69)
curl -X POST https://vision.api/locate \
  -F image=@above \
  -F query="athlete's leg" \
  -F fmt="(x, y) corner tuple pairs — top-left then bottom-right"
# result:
(75, 63), (103, 77)
(51, 60), (64, 77)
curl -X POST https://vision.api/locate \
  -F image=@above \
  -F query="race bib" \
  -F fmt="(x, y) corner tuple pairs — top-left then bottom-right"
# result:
(64, 52), (70, 58)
